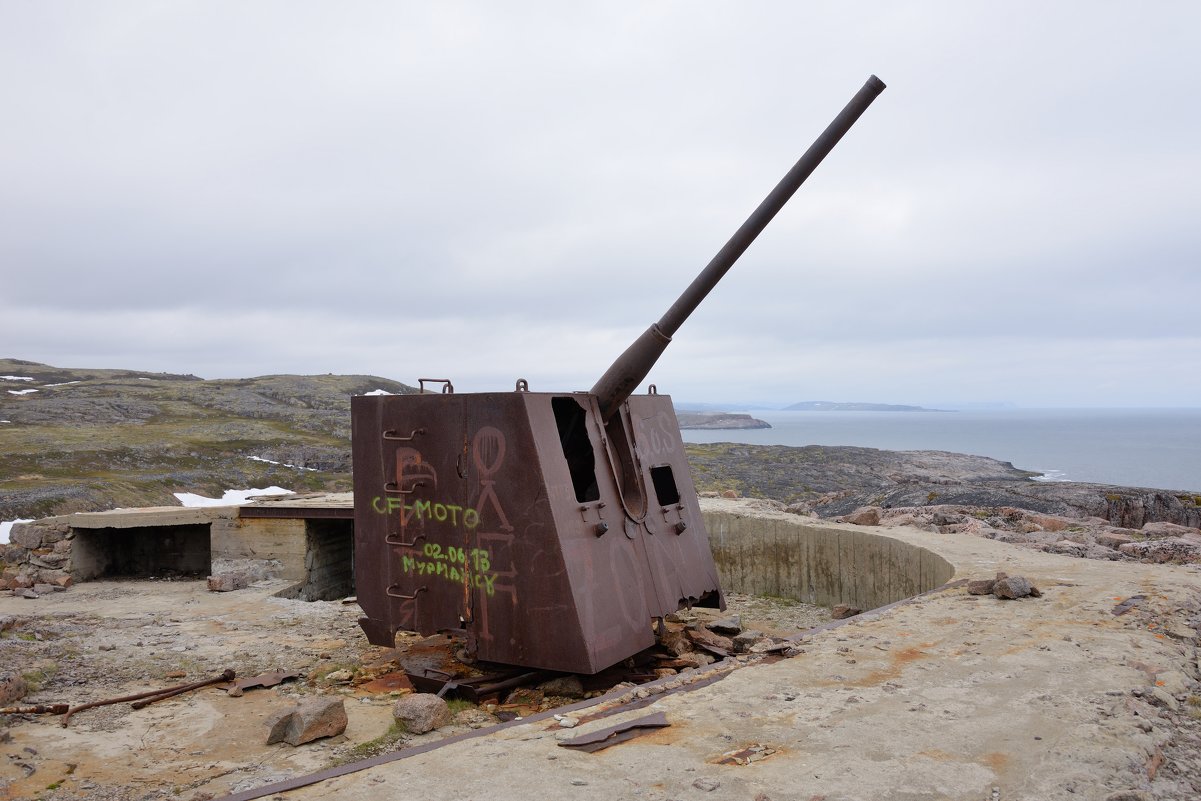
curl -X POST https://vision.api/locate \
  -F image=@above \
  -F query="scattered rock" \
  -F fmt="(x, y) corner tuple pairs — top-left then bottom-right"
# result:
(16, 588), (38, 599)
(720, 490), (739, 499)
(657, 623), (691, 656)
(706, 616), (742, 636)
(393, 693), (452, 734)
(1119, 538), (1201, 563)
(967, 579), (996, 595)
(1140, 521), (1200, 539)
(1049, 540), (1088, 556)
(538, 675), (584, 699)
(0, 673), (29, 706)
(675, 652), (715, 669)
(207, 572), (252, 593)
(840, 507), (881, 526)
(692, 778), (721, 792)
(265, 697), (348, 746)
(454, 707), (499, 729)
(1149, 687), (1179, 712)
(323, 669), (354, 684)
(1096, 531), (1137, 549)
(8, 524), (45, 550)
(206, 559), (282, 592)
(732, 630), (766, 653)
(687, 627), (734, 655)
(32, 583), (56, 596)
(504, 687), (544, 707)
(993, 575), (1039, 600)
(831, 604), (862, 619)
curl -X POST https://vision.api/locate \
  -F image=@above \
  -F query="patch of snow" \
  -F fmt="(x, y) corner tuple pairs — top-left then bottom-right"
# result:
(363, 389), (394, 396)
(1, 375), (35, 381)
(7, 389), (38, 395)
(1031, 470), (1072, 483)
(0, 420), (10, 424)
(1, 519), (33, 544)
(137, 377), (152, 380)
(248, 455), (318, 472)
(174, 486), (295, 508)
(44, 380), (81, 387)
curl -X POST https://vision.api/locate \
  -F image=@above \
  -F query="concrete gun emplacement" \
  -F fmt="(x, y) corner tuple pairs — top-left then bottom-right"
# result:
(352, 76), (886, 674)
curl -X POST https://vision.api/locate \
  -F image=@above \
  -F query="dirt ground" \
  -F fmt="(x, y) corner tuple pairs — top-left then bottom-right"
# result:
(0, 578), (822, 801)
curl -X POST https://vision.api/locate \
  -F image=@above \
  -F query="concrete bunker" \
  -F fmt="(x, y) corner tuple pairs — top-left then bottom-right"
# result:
(702, 503), (955, 612)
(275, 518), (356, 601)
(71, 523), (211, 580)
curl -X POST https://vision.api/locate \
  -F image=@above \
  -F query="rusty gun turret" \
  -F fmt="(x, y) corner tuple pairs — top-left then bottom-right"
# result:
(352, 76), (886, 674)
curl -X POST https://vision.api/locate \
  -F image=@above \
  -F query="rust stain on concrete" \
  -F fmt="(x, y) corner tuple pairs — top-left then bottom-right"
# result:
(847, 645), (929, 687)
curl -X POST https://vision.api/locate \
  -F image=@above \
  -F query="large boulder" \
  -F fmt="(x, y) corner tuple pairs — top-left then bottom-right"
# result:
(393, 693), (451, 734)
(839, 507), (881, 526)
(1119, 538), (1201, 563)
(1, 672), (29, 706)
(265, 697), (348, 746)
(8, 524), (44, 550)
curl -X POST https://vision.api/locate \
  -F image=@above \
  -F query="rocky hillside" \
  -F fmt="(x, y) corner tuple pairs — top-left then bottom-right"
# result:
(4, 359), (1198, 532)
(0, 358), (415, 519)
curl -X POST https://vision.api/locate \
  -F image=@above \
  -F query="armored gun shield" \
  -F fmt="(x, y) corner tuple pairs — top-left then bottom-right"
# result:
(352, 389), (720, 674)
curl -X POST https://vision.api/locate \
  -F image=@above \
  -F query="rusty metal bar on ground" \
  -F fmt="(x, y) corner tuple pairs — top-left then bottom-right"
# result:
(1, 703), (70, 715)
(556, 711), (671, 752)
(61, 669), (235, 726)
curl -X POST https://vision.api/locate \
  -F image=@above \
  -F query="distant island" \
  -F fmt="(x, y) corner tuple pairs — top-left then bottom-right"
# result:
(675, 410), (771, 430)
(784, 401), (949, 412)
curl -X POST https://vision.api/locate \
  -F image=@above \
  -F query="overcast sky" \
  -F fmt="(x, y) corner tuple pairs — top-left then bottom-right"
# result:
(2, 2), (1198, 408)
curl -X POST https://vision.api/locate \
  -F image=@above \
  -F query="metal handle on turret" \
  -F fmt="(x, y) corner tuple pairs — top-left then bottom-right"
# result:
(590, 74), (886, 421)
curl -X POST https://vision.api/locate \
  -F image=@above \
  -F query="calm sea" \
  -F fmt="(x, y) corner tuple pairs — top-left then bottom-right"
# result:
(680, 408), (1201, 493)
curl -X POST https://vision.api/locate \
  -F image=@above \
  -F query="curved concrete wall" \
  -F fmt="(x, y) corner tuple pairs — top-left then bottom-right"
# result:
(703, 509), (954, 611)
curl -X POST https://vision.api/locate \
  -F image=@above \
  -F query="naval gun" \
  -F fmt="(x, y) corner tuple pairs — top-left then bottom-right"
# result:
(352, 75), (886, 674)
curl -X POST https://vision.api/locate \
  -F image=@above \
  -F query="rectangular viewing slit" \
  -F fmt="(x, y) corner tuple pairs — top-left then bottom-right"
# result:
(553, 396), (600, 503)
(651, 464), (680, 506)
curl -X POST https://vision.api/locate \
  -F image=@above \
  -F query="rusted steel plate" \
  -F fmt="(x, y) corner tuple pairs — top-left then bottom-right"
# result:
(556, 711), (671, 752)
(353, 390), (723, 674)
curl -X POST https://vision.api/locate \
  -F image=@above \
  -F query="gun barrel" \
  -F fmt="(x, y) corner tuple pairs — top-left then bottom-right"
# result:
(591, 75), (886, 421)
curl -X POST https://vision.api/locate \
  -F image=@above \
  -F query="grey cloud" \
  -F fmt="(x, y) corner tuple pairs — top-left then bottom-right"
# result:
(1, 1), (1198, 406)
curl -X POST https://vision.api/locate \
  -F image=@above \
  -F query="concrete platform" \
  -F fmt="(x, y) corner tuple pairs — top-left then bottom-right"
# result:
(230, 499), (1201, 801)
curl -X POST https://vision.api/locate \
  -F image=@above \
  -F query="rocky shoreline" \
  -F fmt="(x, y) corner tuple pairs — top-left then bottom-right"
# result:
(688, 443), (1201, 564)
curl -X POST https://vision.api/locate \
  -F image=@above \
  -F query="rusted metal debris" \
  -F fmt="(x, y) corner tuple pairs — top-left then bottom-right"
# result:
(352, 76), (887, 675)
(556, 711), (671, 752)
(0, 703), (69, 715)
(61, 669), (235, 726)
(1112, 595), (1146, 616)
(715, 743), (779, 765)
(405, 667), (549, 702)
(226, 669), (300, 692)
